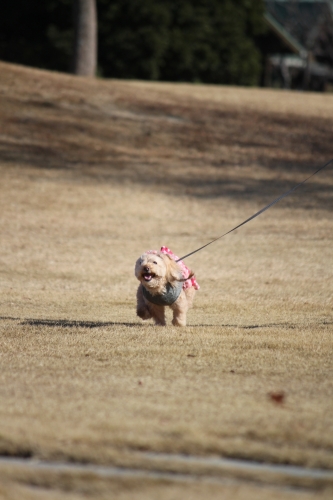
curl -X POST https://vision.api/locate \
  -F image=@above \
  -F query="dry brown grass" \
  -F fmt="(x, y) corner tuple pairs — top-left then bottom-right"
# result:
(0, 62), (332, 498)
(1, 474), (329, 500)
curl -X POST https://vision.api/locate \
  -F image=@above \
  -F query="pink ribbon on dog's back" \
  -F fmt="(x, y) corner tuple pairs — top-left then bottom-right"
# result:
(160, 246), (200, 290)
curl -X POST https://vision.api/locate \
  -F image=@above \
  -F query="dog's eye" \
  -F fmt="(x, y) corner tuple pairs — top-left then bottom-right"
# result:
(153, 261), (157, 265)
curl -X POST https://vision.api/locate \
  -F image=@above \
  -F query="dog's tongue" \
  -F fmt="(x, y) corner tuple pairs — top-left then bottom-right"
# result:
(144, 274), (152, 281)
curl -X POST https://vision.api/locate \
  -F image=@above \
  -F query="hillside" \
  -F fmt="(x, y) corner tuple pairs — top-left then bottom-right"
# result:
(0, 62), (332, 499)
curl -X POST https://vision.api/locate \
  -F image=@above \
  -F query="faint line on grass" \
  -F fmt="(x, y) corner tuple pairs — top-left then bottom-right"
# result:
(141, 451), (333, 482)
(0, 455), (332, 492)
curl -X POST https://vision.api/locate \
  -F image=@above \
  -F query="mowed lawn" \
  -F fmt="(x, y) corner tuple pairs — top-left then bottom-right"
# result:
(0, 62), (332, 498)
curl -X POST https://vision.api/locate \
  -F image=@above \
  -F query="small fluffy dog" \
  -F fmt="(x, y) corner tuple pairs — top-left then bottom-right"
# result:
(135, 246), (199, 326)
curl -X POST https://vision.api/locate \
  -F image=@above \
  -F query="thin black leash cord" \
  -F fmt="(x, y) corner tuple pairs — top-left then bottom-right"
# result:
(176, 158), (333, 263)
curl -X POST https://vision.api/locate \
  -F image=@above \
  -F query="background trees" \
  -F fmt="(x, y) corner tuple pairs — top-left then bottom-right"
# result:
(0, 0), (73, 72)
(72, 0), (97, 76)
(0, 0), (265, 85)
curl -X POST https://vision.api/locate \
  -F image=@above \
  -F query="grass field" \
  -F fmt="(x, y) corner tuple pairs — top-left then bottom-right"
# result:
(0, 61), (332, 499)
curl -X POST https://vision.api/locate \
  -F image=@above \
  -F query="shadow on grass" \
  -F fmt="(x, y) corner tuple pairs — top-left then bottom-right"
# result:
(0, 317), (141, 328)
(21, 319), (142, 328)
(20, 319), (280, 329)
(1, 316), (331, 329)
(1, 95), (333, 211)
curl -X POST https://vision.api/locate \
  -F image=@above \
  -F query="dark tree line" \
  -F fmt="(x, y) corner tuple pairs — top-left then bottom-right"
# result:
(0, 0), (266, 85)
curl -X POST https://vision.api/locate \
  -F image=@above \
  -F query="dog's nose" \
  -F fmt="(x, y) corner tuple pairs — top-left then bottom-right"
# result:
(144, 266), (150, 272)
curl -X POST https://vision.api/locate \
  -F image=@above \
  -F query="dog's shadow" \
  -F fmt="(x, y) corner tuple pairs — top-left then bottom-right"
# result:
(0, 316), (141, 328)
(2, 316), (328, 329)
(22, 318), (142, 328)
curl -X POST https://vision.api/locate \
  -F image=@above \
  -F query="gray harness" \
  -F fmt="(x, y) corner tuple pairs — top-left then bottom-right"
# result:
(142, 281), (183, 306)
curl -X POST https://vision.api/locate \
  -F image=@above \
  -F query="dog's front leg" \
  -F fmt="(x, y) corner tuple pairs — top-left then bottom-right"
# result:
(148, 303), (166, 326)
(136, 285), (152, 320)
(171, 293), (188, 327)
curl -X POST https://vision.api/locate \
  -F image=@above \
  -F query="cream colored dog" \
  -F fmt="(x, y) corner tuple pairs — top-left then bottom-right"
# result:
(135, 249), (197, 326)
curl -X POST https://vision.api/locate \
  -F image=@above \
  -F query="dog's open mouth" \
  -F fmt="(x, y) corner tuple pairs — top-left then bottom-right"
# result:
(143, 273), (155, 282)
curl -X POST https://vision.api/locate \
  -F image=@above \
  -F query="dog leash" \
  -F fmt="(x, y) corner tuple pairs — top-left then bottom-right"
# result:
(176, 158), (333, 262)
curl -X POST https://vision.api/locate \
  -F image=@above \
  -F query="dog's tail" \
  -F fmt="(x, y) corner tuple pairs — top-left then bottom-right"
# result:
(177, 271), (195, 282)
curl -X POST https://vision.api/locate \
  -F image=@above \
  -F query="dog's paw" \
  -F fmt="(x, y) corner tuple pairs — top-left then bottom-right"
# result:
(137, 307), (152, 320)
(172, 318), (186, 327)
(154, 319), (166, 326)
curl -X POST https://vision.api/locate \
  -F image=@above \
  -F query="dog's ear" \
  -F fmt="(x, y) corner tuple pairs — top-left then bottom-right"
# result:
(162, 253), (182, 283)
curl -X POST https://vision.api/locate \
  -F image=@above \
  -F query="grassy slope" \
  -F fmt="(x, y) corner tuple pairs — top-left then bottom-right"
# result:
(0, 62), (332, 497)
